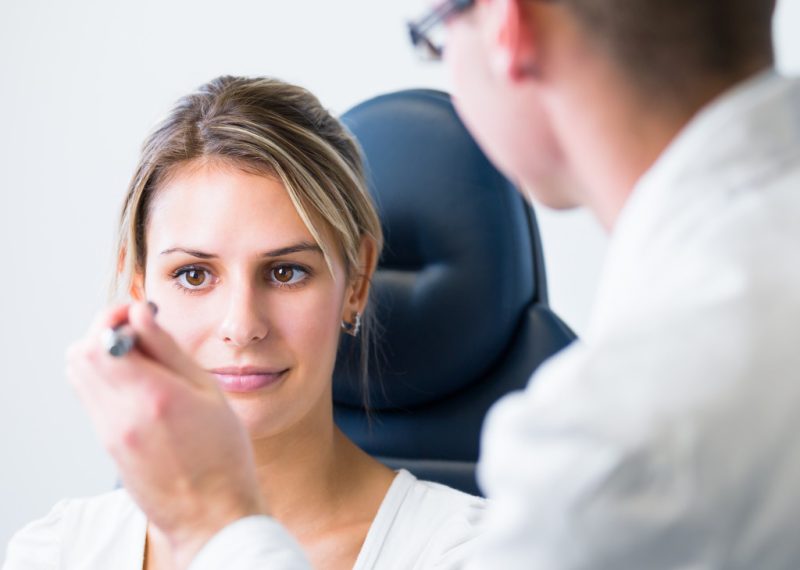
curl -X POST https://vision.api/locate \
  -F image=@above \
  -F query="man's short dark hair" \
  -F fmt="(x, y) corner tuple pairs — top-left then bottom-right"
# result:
(562, 0), (776, 108)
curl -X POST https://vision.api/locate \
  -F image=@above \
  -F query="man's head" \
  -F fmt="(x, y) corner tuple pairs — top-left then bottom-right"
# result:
(417, 0), (776, 224)
(554, 0), (776, 105)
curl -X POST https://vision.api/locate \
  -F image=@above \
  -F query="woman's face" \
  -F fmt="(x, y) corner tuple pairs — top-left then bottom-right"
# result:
(140, 160), (357, 439)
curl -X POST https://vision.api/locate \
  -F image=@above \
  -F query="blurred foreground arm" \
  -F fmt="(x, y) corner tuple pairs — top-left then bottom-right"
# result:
(66, 302), (310, 569)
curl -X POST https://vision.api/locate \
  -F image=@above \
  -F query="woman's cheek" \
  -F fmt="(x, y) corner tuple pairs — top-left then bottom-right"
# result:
(288, 290), (343, 350)
(152, 294), (214, 356)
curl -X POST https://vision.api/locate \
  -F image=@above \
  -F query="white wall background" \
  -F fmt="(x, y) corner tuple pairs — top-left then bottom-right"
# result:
(1, 0), (798, 550)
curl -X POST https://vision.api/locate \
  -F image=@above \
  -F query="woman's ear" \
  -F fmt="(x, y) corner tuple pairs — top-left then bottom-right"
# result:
(129, 271), (145, 301)
(343, 237), (378, 318)
(119, 246), (146, 301)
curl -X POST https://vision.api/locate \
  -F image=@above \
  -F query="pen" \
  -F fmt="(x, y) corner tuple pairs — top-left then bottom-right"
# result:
(102, 302), (158, 357)
(103, 323), (136, 357)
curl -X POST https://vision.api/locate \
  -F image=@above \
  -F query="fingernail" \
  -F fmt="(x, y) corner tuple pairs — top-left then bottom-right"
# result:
(147, 301), (159, 316)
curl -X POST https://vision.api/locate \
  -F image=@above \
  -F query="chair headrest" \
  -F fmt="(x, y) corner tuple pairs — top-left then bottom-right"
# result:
(334, 89), (545, 410)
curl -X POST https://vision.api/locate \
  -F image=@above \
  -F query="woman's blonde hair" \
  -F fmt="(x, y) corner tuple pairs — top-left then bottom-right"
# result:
(114, 75), (383, 401)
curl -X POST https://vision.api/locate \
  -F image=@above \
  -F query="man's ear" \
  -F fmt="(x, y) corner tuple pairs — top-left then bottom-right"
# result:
(488, 0), (538, 82)
(343, 237), (379, 318)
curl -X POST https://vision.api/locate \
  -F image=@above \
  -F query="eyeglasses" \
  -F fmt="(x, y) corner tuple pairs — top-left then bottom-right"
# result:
(407, 0), (475, 61)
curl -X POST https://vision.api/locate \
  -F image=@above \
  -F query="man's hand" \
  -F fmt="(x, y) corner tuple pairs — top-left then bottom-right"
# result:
(66, 302), (265, 567)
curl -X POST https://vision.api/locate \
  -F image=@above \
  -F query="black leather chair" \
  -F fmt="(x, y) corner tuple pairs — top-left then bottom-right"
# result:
(333, 89), (576, 496)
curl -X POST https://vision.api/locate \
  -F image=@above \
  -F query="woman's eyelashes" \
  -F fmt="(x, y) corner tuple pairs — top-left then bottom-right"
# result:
(267, 264), (311, 288)
(169, 263), (311, 294)
(171, 265), (216, 293)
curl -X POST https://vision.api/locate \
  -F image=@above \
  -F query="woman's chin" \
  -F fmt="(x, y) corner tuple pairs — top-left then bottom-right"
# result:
(226, 399), (288, 439)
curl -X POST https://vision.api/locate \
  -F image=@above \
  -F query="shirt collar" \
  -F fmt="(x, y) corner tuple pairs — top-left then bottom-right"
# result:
(614, 68), (784, 242)
(586, 68), (799, 337)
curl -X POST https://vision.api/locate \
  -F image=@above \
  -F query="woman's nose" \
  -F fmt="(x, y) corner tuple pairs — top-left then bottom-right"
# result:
(218, 283), (269, 347)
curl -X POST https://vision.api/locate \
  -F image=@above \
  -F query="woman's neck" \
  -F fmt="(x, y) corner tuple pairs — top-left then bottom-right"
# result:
(249, 409), (392, 537)
(145, 409), (395, 570)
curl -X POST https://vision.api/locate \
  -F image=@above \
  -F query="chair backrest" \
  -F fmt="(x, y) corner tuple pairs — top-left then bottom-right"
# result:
(333, 89), (576, 496)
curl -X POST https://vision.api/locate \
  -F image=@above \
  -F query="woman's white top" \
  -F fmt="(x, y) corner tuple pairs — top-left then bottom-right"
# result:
(3, 470), (484, 569)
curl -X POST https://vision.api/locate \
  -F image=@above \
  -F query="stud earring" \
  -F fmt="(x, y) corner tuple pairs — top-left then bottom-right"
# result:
(341, 312), (362, 337)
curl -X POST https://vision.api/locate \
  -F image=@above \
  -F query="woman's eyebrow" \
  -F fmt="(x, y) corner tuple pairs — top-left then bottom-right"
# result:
(160, 247), (216, 259)
(159, 242), (323, 259)
(261, 242), (323, 258)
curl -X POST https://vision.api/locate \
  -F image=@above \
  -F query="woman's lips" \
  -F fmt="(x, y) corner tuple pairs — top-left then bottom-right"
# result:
(210, 367), (289, 393)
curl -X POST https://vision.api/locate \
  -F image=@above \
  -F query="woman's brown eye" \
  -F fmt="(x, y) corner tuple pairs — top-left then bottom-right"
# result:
(184, 269), (206, 287)
(269, 265), (308, 287)
(273, 266), (294, 283)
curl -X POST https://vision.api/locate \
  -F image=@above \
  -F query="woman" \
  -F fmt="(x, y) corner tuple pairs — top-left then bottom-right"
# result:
(3, 76), (484, 569)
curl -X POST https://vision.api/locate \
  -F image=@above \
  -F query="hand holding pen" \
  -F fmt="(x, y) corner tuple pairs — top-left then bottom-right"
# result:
(101, 301), (159, 357)
(65, 301), (265, 567)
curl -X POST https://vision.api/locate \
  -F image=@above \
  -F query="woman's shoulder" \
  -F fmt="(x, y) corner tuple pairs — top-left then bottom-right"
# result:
(399, 470), (486, 519)
(357, 470), (486, 569)
(4, 489), (145, 569)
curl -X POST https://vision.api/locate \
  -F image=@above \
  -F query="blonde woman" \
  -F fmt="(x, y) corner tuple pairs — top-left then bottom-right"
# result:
(4, 76), (483, 570)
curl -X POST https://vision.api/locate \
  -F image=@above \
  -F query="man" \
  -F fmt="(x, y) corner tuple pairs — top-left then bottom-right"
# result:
(64, 0), (800, 568)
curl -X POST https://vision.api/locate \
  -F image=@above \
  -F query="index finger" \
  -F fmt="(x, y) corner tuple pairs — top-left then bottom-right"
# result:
(88, 303), (132, 337)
